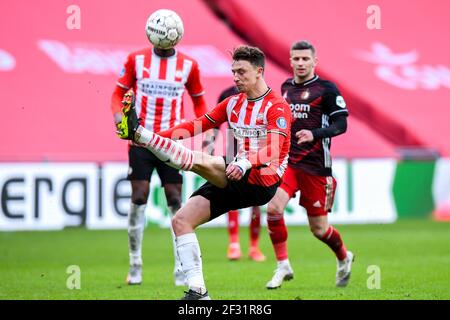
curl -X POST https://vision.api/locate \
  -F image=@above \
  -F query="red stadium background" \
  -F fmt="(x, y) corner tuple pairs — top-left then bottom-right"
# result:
(2, 0), (449, 163)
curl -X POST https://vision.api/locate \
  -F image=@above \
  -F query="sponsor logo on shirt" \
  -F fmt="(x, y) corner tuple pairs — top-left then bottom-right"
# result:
(138, 79), (184, 98)
(234, 128), (267, 138)
(290, 103), (310, 119)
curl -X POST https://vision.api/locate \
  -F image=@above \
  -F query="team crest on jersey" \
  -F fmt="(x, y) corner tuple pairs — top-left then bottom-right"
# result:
(257, 113), (265, 122)
(336, 95), (346, 108)
(276, 117), (287, 129)
(175, 70), (184, 79)
(301, 89), (310, 100)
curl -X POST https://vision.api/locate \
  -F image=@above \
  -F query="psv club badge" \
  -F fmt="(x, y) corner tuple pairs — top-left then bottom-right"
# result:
(301, 89), (310, 100)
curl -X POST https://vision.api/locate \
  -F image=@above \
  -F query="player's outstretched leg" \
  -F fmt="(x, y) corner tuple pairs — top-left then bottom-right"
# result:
(117, 91), (228, 188)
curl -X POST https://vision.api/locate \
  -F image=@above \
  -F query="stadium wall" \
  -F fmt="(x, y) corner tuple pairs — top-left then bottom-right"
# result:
(1, 159), (448, 231)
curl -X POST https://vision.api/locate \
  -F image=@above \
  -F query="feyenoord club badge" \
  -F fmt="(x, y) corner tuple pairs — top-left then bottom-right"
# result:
(301, 89), (310, 100)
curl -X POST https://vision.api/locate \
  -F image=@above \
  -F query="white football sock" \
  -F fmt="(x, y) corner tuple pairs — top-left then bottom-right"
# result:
(277, 259), (290, 267)
(176, 233), (206, 293)
(128, 203), (146, 266)
(168, 206), (183, 275)
(136, 126), (194, 171)
(170, 224), (183, 274)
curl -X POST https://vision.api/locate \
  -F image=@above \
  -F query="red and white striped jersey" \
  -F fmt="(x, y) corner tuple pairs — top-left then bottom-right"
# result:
(116, 48), (205, 132)
(206, 89), (292, 186)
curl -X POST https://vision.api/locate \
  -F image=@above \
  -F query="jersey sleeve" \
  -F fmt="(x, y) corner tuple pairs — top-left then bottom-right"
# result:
(185, 60), (205, 97)
(204, 97), (230, 126)
(322, 83), (349, 118)
(116, 53), (136, 90)
(266, 102), (292, 138)
(157, 98), (229, 139)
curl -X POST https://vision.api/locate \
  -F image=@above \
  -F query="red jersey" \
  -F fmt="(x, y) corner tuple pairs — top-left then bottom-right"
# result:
(116, 48), (205, 132)
(160, 88), (292, 187)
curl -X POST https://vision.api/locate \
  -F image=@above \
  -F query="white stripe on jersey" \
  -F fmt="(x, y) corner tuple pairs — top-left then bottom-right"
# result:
(116, 82), (129, 90)
(263, 101), (274, 125)
(277, 154), (289, 178)
(226, 96), (239, 124)
(330, 109), (348, 117)
(249, 99), (265, 151)
(250, 99), (264, 126)
(135, 55), (145, 79)
(322, 114), (331, 168)
(142, 51), (161, 131)
(237, 99), (248, 126)
(150, 50), (160, 79)
(160, 55), (177, 131)
(134, 55), (145, 127)
(182, 59), (193, 83)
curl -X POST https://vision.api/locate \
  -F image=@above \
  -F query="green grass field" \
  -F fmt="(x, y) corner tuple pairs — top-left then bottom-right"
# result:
(1, 219), (449, 300)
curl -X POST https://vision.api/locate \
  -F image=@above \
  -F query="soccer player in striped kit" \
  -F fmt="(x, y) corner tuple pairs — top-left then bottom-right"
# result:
(118, 45), (292, 299)
(265, 40), (354, 290)
(217, 85), (266, 262)
(111, 10), (212, 286)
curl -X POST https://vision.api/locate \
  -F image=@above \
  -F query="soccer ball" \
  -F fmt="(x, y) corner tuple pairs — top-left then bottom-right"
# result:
(145, 9), (184, 50)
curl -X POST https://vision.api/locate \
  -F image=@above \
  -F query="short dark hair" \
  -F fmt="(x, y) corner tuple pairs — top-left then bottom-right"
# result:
(232, 45), (265, 69)
(291, 40), (316, 56)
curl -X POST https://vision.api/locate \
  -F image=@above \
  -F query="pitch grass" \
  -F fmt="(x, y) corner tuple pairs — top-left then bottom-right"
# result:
(0, 219), (449, 300)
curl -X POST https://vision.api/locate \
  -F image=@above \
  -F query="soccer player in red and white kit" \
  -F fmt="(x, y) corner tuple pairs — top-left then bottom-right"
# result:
(265, 40), (354, 289)
(217, 85), (266, 262)
(118, 45), (291, 299)
(111, 10), (212, 286)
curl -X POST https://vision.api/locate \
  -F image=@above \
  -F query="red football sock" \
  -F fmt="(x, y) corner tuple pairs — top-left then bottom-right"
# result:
(228, 210), (239, 244)
(267, 213), (288, 261)
(250, 207), (261, 247)
(319, 226), (347, 260)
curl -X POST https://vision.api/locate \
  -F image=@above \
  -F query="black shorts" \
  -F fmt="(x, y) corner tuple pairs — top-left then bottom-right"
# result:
(127, 145), (183, 184)
(191, 170), (279, 220)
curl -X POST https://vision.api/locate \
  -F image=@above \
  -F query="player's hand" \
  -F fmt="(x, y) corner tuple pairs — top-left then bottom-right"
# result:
(114, 113), (123, 128)
(226, 164), (244, 181)
(296, 130), (314, 144)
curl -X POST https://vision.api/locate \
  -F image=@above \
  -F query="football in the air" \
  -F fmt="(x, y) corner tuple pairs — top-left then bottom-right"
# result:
(145, 9), (184, 50)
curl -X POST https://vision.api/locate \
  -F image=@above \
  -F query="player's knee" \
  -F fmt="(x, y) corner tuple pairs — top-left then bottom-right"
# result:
(131, 187), (148, 205)
(267, 201), (283, 216)
(171, 213), (190, 234)
(131, 195), (147, 206)
(310, 224), (327, 238)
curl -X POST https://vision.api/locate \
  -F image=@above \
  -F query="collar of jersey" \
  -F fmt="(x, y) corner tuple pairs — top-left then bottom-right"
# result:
(247, 87), (271, 102)
(292, 75), (319, 87)
(152, 48), (177, 59)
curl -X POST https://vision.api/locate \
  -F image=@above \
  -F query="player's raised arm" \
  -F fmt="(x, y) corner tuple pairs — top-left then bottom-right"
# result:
(111, 53), (136, 126)
(156, 97), (230, 140)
